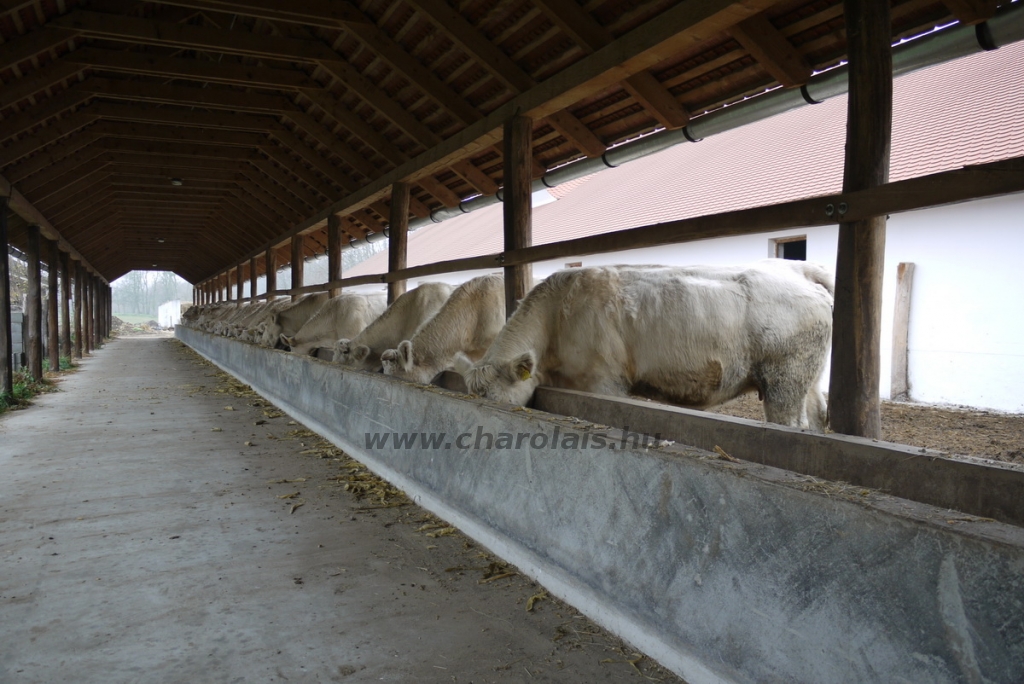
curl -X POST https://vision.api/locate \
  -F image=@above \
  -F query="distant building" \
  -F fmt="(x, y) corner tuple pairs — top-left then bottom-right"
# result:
(158, 300), (182, 328)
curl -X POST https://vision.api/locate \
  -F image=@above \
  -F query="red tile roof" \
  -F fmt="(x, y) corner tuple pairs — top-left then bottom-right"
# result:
(348, 41), (1024, 277)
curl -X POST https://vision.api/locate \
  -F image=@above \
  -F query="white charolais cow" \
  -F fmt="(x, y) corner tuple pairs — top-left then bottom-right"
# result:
(382, 275), (505, 384)
(259, 293), (329, 348)
(334, 283), (453, 371)
(282, 293), (387, 356)
(459, 261), (834, 430)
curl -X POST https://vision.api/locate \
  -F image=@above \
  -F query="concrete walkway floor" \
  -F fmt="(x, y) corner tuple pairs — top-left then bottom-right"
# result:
(0, 335), (680, 684)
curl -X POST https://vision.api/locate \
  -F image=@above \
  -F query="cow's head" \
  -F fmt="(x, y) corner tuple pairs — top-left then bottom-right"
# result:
(260, 319), (283, 348)
(333, 338), (353, 364)
(381, 340), (434, 384)
(461, 351), (537, 406)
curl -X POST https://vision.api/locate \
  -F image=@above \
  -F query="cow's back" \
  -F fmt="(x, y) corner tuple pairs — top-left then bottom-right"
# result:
(543, 263), (832, 406)
(294, 294), (387, 344)
(275, 293), (330, 333)
(356, 283), (453, 348)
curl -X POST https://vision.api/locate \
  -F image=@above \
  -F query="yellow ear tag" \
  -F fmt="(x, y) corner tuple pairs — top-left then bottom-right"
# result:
(519, 369), (532, 381)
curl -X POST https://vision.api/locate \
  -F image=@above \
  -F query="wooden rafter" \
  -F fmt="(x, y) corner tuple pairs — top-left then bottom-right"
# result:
(532, 0), (690, 130)
(727, 13), (813, 88)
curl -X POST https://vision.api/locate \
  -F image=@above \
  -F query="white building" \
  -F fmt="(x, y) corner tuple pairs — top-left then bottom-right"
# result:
(158, 300), (182, 328)
(346, 42), (1024, 413)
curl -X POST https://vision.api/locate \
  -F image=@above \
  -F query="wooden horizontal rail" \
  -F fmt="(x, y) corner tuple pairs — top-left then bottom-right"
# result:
(232, 156), (1023, 300)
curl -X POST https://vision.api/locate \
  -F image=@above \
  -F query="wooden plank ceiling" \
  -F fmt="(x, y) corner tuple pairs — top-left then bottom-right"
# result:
(0, 0), (978, 284)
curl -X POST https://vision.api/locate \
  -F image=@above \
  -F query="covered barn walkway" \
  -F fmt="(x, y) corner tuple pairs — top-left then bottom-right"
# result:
(0, 335), (658, 683)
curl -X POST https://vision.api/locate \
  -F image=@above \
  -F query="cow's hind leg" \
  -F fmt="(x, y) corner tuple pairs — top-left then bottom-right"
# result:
(804, 386), (828, 431)
(762, 386), (805, 427)
(759, 362), (813, 428)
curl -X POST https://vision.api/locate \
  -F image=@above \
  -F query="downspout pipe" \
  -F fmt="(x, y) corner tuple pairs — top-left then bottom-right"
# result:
(346, 2), (1024, 249)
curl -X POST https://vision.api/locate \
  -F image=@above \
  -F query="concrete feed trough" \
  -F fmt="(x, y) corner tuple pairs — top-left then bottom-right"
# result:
(178, 326), (1024, 684)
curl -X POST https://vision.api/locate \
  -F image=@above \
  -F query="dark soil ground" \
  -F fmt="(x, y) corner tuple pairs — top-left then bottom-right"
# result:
(710, 393), (1024, 466)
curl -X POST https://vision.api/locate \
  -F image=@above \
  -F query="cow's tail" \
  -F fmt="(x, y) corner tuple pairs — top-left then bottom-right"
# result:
(799, 262), (835, 297)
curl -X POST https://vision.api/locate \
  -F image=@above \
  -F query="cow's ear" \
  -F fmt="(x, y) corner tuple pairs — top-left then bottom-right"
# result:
(353, 345), (371, 362)
(510, 351), (535, 382)
(397, 340), (414, 371)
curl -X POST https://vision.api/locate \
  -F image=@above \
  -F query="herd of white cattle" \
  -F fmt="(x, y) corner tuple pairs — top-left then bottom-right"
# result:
(182, 260), (835, 429)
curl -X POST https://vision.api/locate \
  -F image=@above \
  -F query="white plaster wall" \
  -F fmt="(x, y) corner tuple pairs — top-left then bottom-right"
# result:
(881, 194), (1024, 412)
(157, 300), (181, 328)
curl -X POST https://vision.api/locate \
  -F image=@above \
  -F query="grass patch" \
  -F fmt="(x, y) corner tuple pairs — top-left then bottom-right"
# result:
(114, 313), (156, 324)
(0, 370), (58, 416)
(43, 356), (77, 372)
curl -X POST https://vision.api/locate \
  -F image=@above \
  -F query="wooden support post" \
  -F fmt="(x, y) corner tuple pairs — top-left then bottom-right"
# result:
(98, 283), (105, 341)
(235, 264), (244, 306)
(265, 248), (277, 301)
(388, 183), (410, 305)
(225, 272), (233, 303)
(828, 0), (892, 438)
(503, 115), (534, 318)
(249, 257), (258, 302)
(25, 225), (43, 380)
(84, 269), (92, 354)
(890, 262), (915, 401)
(0, 199), (13, 398)
(60, 251), (71, 359)
(290, 235), (304, 302)
(98, 284), (104, 340)
(91, 276), (99, 349)
(103, 285), (110, 339)
(328, 213), (343, 298)
(73, 261), (83, 358)
(46, 240), (60, 372)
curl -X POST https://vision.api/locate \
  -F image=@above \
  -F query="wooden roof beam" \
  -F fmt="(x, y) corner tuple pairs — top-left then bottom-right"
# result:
(0, 27), (78, 73)
(0, 60), (87, 111)
(244, 160), (324, 210)
(282, 22), (482, 127)
(53, 8), (477, 142)
(406, 0), (607, 158)
(87, 100), (281, 131)
(50, 11), (337, 63)
(263, 129), (354, 194)
(942, 0), (998, 25)
(238, 175), (309, 216)
(0, 90), (93, 145)
(18, 144), (109, 195)
(313, 58), (440, 149)
(64, 45), (321, 90)
(298, 88), (408, 167)
(449, 158), (499, 196)
(3, 127), (105, 182)
(545, 109), (605, 159)
(416, 175), (462, 209)
(727, 13), (812, 88)
(257, 142), (337, 200)
(148, 0), (373, 28)
(0, 110), (100, 169)
(533, 0), (689, 130)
